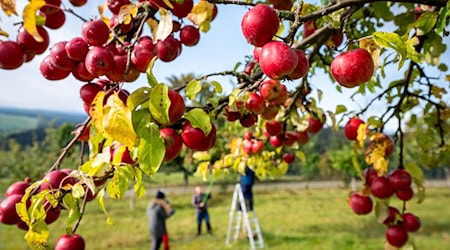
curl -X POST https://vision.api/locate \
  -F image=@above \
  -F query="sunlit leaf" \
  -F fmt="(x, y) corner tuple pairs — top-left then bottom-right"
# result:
(133, 168), (146, 198)
(145, 56), (159, 87)
(415, 11), (439, 34)
(22, 0), (46, 42)
(103, 93), (137, 148)
(97, 189), (114, 224)
(147, 18), (159, 41)
(404, 162), (426, 203)
(91, 91), (107, 137)
(360, 37), (381, 70)
(131, 109), (152, 138)
(155, 8), (173, 42)
(66, 206), (81, 235)
(148, 83), (171, 126)
(128, 87), (151, 111)
(187, 0), (215, 31)
(71, 183), (85, 199)
(1, 0), (17, 16)
(184, 108), (211, 135)
(138, 122), (165, 175)
(186, 79), (201, 101)
(357, 123), (368, 148)
(373, 31), (406, 69)
(431, 86), (447, 99)
(193, 151), (211, 161)
(295, 150), (306, 163)
(118, 3), (138, 25)
(210, 81), (223, 93)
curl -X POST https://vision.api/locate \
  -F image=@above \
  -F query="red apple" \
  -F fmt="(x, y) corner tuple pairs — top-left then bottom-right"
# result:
(283, 152), (295, 163)
(181, 121), (217, 151)
(49, 41), (76, 71)
(265, 120), (283, 136)
(402, 213), (421, 232)
(269, 134), (284, 148)
(259, 41), (298, 80)
(344, 117), (364, 141)
(5, 179), (31, 197)
(0, 41), (25, 69)
(395, 186), (414, 201)
(260, 103), (279, 120)
(44, 9), (66, 29)
(259, 79), (282, 101)
(40, 170), (76, 191)
(81, 19), (110, 46)
(303, 20), (316, 38)
(243, 139), (254, 155)
(0, 194), (24, 225)
(84, 46), (115, 77)
(251, 140), (265, 154)
(283, 131), (297, 147)
(40, 56), (71, 80)
(330, 48), (374, 88)
(370, 176), (394, 199)
(225, 105), (242, 121)
(362, 167), (378, 186)
(389, 169), (412, 191)
(386, 226), (408, 248)
(246, 92), (265, 114)
(17, 26), (49, 55)
(80, 83), (104, 105)
(239, 113), (258, 128)
(241, 4), (279, 47)
(55, 234), (86, 250)
(171, 0), (193, 18)
(166, 89), (185, 125)
(383, 206), (400, 225)
(107, 0), (131, 14)
(180, 25), (200, 46)
(349, 192), (373, 215)
(307, 114), (325, 134)
(160, 128), (183, 162)
(288, 49), (309, 80)
(294, 131), (309, 145)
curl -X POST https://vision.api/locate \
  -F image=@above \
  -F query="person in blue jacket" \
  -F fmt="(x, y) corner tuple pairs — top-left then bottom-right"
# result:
(240, 166), (256, 211)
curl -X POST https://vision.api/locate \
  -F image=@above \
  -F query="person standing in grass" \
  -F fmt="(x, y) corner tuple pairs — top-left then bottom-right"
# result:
(147, 190), (175, 250)
(192, 186), (212, 236)
(240, 166), (256, 211)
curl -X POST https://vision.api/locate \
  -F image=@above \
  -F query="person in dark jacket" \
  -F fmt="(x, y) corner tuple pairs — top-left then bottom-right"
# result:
(240, 166), (256, 211)
(192, 186), (212, 235)
(146, 190), (175, 250)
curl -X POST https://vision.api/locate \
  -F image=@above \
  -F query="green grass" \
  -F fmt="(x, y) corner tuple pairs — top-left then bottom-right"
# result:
(0, 114), (39, 135)
(2, 187), (449, 250)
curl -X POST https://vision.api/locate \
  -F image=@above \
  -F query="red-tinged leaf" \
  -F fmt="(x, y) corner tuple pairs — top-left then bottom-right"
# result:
(22, 0), (46, 42)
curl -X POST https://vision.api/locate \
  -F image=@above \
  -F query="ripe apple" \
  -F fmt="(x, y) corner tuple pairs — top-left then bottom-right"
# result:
(131, 47), (155, 72)
(156, 36), (180, 62)
(253, 46), (262, 62)
(402, 213), (421, 232)
(17, 26), (49, 55)
(80, 83), (103, 105)
(160, 128), (183, 162)
(270, 0), (293, 10)
(43, 199), (61, 224)
(259, 79), (282, 101)
(165, 89), (186, 126)
(395, 186), (414, 201)
(180, 25), (200, 46)
(5, 178), (31, 197)
(265, 120), (283, 136)
(107, 0), (131, 14)
(72, 62), (96, 82)
(294, 131), (309, 145)
(81, 19), (110, 46)
(303, 20), (316, 38)
(330, 48), (374, 88)
(55, 234), (86, 250)
(370, 176), (394, 199)
(385, 225), (408, 248)
(40, 0), (62, 14)
(73, 124), (90, 142)
(49, 41), (76, 71)
(259, 41), (298, 80)
(40, 169), (76, 191)
(270, 84), (288, 105)
(246, 92), (265, 114)
(239, 113), (258, 128)
(181, 121), (217, 151)
(244, 61), (255, 75)
(106, 54), (128, 81)
(241, 4), (279, 47)
(0, 194), (24, 225)
(389, 169), (412, 191)
(40, 56), (71, 80)
(243, 139), (254, 155)
(251, 140), (265, 154)
(65, 37), (89, 61)
(84, 46), (115, 77)
(225, 105), (242, 121)
(44, 9), (66, 29)
(0, 41), (25, 69)
(307, 114), (325, 134)
(288, 49), (309, 80)
(349, 192), (373, 215)
(260, 103), (279, 120)
(269, 134), (284, 148)
(171, 0), (193, 18)
(284, 131), (297, 147)
(69, 0), (87, 6)
(344, 117), (364, 141)
(283, 152), (295, 164)
(362, 167), (378, 186)
(244, 132), (253, 140)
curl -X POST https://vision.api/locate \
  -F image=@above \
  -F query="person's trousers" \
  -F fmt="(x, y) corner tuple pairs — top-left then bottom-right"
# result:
(151, 236), (163, 250)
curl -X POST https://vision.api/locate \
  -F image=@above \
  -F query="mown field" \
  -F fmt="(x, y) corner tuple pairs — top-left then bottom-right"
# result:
(1, 184), (449, 250)
(0, 113), (39, 135)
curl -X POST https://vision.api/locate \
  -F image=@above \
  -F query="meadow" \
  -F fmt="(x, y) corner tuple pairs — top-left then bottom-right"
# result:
(1, 184), (449, 250)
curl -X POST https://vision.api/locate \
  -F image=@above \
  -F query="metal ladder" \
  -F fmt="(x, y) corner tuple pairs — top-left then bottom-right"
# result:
(225, 183), (264, 249)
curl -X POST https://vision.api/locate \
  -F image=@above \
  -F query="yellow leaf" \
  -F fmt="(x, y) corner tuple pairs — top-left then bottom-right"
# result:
(372, 157), (389, 175)
(445, 74), (450, 81)
(1, 0), (17, 16)
(90, 91), (108, 138)
(431, 85), (447, 99)
(0, 28), (9, 37)
(187, 0), (214, 28)
(146, 18), (159, 41)
(360, 37), (381, 71)
(103, 93), (137, 148)
(357, 123), (368, 148)
(118, 4), (138, 25)
(22, 0), (46, 42)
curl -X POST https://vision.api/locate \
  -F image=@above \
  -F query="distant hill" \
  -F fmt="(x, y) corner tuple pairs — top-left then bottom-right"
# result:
(0, 106), (86, 137)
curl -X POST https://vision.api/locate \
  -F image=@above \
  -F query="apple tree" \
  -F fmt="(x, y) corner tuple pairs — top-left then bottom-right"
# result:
(0, 0), (449, 249)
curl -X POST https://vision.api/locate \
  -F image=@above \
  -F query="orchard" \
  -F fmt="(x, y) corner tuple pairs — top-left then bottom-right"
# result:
(0, 0), (449, 249)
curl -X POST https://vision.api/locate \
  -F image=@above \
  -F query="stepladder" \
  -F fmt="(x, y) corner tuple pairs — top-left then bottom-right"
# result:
(225, 183), (264, 249)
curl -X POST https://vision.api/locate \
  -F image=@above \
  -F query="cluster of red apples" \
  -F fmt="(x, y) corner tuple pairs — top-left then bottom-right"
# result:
(0, 172), (87, 249)
(1, 0), (216, 84)
(345, 119), (420, 248)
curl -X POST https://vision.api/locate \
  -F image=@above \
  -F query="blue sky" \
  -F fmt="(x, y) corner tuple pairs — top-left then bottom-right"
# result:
(0, 2), (448, 132)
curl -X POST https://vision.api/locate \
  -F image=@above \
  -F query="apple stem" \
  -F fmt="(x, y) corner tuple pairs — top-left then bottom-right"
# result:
(72, 189), (89, 234)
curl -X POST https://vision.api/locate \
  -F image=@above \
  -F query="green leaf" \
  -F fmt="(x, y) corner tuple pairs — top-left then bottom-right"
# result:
(25, 219), (50, 250)
(374, 199), (389, 223)
(373, 31), (407, 69)
(193, 151), (212, 161)
(317, 89), (323, 102)
(133, 168), (146, 198)
(186, 79), (201, 101)
(71, 183), (85, 199)
(79, 152), (112, 177)
(97, 189), (114, 225)
(210, 81), (222, 94)
(335, 105), (347, 114)
(146, 56), (159, 87)
(415, 11), (439, 34)
(367, 116), (383, 128)
(138, 122), (165, 175)
(404, 162), (426, 203)
(66, 207), (81, 235)
(148, 83), (171, 126)
(436, 4), (450, 33)
(295, 150), (306, 163)
(128, 87), (150, 111)
(106, 171), (128, 199)
(184, 108), (211, 135)
(132, 108), (152, 138)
